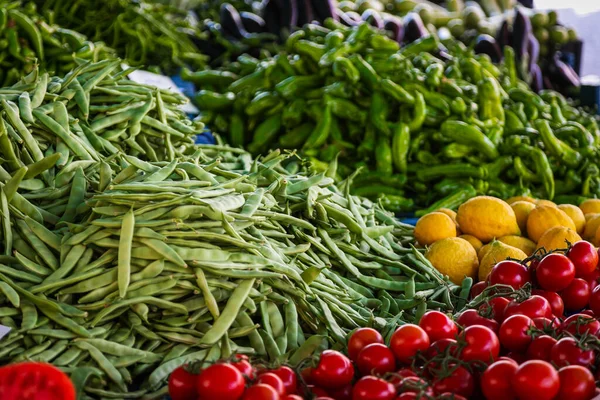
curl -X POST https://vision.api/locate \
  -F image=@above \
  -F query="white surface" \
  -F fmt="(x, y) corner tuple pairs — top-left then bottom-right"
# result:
(535, 1), (600, 76)
(0, 325), (11, 340)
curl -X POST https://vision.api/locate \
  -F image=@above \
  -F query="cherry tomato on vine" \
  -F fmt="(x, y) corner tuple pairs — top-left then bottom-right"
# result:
(458, 325), (500, 362)
(512, 360), (559, 400)
(562, 313), (600, 335)
(532, 317), (559, 332)
(283, 395), (303, 400)
(588, 286), (600, 316)
(567, 241), (599, 277)
(312, 350), (354, 390)
(531, 290), (564, 317)
(232, 354), (255, 379)
(242, 384), (279, 400)
(489, 260), (531, 289)
(456, 309), (499, 332)
(559, 278), (591, 311)
(347, 328), (384, 361)
(327, 384), (352, 400)
(356, 343), (396, 376)
(197, 363), (246, 400)
(499, 314), (534, 352)
(300, 367), (315, 385)
(503, 296), (552, 320)
(480, 360), (518, 400)
(550, 337), (595, 368)
(526, 335), (557, 361)
(582, 269), (600, 290)
(480, 297), (511, 322)
(431, 365), (474, 397)
(168, 365), (197, 400)
(390, 324), (430, 364)
(470, 281), (488, 299)
(536, 254), (576, 292)
(352, 376), (396, 400)
(0, 362), (76, 400)
(397, 376), (434, 397)
(418, 311), (458, 342)
(268, 366), (297, 395)
(556, 365), (596, 400)
(427, 338), (458, 359)
(256, 373), (285, 396)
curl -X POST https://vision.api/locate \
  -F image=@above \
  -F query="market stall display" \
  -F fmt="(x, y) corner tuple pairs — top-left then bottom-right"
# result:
(0, 1), (597, 399)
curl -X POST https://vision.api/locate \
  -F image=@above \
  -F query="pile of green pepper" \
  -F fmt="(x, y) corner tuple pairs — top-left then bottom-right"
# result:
(0, 1), (115, 86)
(190, 20), (599, 213)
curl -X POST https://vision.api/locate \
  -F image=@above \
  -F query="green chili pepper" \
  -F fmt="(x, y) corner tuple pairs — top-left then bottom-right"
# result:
(380, 79), (415, 105)
(194, 91), (235, 111)
(247, 114), (282, 154)
(392, 123), (410, 173)
(304, 103), (332, 149)
(441, 121), (499, 159)
(416, 185), (477, 217)
(535, 119), (581, 168)
(275, 75), (321, 99)
(332, 57), (360, 84)
(375, 136), (393, 175)
(245, 92), (280, 116)
(369, 91), (391, 136)
(349, 54), (380, 90)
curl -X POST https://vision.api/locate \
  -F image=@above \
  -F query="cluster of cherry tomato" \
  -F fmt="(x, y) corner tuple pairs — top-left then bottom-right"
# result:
(167, 240), (600, 400)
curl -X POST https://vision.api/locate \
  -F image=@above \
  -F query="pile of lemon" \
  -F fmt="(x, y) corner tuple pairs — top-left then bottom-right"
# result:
(415, 196), (600, 285)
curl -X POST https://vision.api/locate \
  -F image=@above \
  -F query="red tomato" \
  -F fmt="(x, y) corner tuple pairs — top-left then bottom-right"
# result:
(499, 314), (534, 352)
(458, 325), (500, 362)
(306, 386), (329, 397)
(352, 376), (396, 400)
(348, 328), (384, 361)
(390, 324), (430, 364)
(427, 338), (458, 359)
(536, 254), (576, 291)
(480, 297), (511, 322)
(503, 295), (553, 320)
(327, 384), (352, 400)
(197, 363), (246, 400)
(512, 360), (559, 400)
(356, 343), (396, 376)
(395, 394), (428, 400)
(589, 285), (600, 316)
(480, 360), (518, 400)
(568, 241), (599, 277)
(526, 335), (557, 361)
(242, 384), (280, 400)
(269, 366), (297, 395)
(550, 337), (595, 368)
(283, 396), (303, 400)
(470, 281), (488, 299)
(232, 355), (255, 379)
(168, 365), (197, 400)
(431, 366), (474, 397)
(556, 365), (595, 400)
(315, 397), (335, 400)
(418, 311), (458, 342)
(312, 350), (354, 390)
(582, 269), (600, 290)
(559, 278), (591, 311)
(437, 394), (467, 400)
(562, 313), (600, 335)
(532, 317), (559, 331)
(0, 362), (76, 400)
(531, 290), (565, 317)
(456, 309), (499, 332)
(257, 373), (285, 396)
(489, 260), (531, 289)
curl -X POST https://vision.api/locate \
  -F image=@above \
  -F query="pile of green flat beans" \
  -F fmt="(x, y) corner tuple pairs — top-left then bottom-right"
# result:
(0, 1), (115, 86)
(0, 59), (468, 397)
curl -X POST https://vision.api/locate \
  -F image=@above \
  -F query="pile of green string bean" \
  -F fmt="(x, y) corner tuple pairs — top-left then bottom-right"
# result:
(0, 59), (468, 398)
(0, 1), (115, 86)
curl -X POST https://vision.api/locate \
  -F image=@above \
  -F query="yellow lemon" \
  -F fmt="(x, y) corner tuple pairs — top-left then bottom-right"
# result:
(426, 237), (479, 284)
(456, 196), (521, 242)
(527, 205), (576, 243)
(414, 212), (457, 246)
(558, 204), (586, 234)
(498, 235), (537, 256)
(479, 241), (527, 281)
(536, 199), (557, 208)
(506, 196), (537, 205)
(459, 234), (484, 253)
(478, 242), (493, 261)
(580, 199), (600, 216)
(511, 201), (536, 234)
(537, 226), (582, 252)
(583, 214), (600, 241)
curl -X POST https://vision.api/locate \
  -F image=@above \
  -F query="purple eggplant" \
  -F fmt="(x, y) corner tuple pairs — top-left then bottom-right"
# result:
(403, 13), (427, 44)
(496, 19), (511, 50)
(361, 9), (384, 29)
(240, 12), (266, 33)
(530, 63), (543, 92)
(339, 11), (362, 26)
(296, 0), (314, 26)
(310, 0), (335, 21)
(219, 3), (248, 39)
(527, 35), (539, 72)
(384, 15), (404, 43)
(474, 34), (502, 63)
(549, 55), (580, 87)
(543, 75), (554, 90)
(512, 8), (532, 61)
